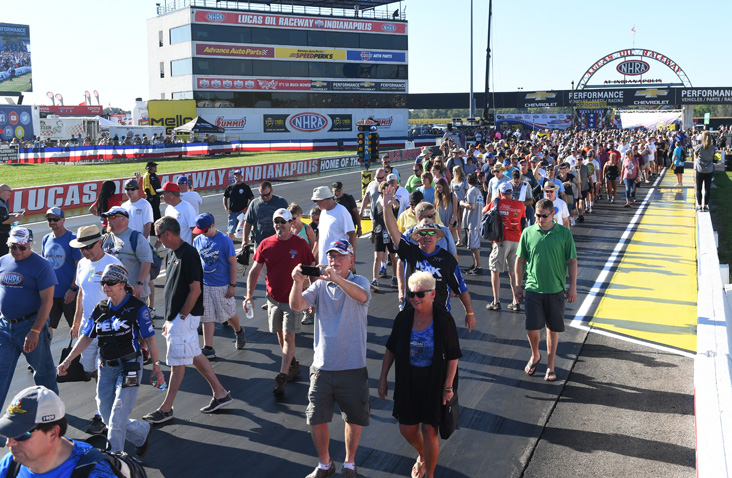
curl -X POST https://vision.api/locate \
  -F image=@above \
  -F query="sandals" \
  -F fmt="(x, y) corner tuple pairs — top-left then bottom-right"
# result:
(486, 302), (501, 311)
(524, 355), (541, 376)
(544, 370), (557, 382)
(411, 459), (426, 478)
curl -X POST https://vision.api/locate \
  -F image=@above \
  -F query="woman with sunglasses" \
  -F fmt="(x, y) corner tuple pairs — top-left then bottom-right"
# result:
(58, 264), (163, 458)
(434, 178), (458, 241)
(378, 271), (461, 478)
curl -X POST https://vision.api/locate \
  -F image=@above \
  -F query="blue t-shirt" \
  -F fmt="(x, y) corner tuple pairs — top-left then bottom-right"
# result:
(193, 231), (236, 287)
(0, 439), (116, 478)
(0, 253), (57, 319)
(417, 185), (435, 205)
(42, 231), (82, 298)
(410, 322), (434, 367)
(673, 146), (685, 166)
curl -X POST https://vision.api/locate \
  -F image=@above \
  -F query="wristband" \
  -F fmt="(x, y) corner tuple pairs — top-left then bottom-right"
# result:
(70, 286), (79, 292)
(443, 387), (453, 392)
(30, 329), (41, 334)
(136, 281), (144, 286)
(154, 361), (161, 366)
(466, 312), (475, 316)
(229, 283), (236, 287)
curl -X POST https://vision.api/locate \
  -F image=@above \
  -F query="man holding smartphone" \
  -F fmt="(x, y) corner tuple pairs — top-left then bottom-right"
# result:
(245, 208), (314, 397)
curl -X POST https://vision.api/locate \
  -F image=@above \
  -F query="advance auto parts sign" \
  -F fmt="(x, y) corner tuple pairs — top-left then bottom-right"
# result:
(148, 100), (197, 135)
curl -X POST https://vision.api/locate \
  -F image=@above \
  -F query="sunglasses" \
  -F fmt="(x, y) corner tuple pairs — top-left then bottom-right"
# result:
(80, 241), (98, 251)
(125, 187), (138, 191)
(407, 289), (434, 299)
(47, 217), (62, 223)
(10, 428), (38, 442)
(536, 213), (552, 218)
(260, 191), (272, 198)
(100, 280), (121, 287)
(273, 219), (289, 225)
(376, 176), (385, 180)
(9, 244), (27, 251)
(418, 230), (436, 237)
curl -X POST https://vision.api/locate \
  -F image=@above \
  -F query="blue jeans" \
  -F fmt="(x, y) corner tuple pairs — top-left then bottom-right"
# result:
(0, 317), (58, 407)
(624, 178), (637, 202)
(96, 356), (150, 452)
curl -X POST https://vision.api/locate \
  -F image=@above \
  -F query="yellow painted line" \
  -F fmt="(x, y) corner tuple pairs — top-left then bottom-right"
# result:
(589, 172), (697, 352)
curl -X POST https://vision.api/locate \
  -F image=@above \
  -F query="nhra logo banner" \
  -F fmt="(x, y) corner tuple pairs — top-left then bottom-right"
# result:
(148, 100), (197, 135)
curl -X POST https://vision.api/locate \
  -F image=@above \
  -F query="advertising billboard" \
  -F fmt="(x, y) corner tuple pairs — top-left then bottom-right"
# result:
(147, 100), (197, 134)
(0, 105), (34, 141)
(0, 23), (32, 95)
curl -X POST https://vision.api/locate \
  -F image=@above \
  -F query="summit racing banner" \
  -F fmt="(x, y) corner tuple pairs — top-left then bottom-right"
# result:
(193, 10), (407, 34)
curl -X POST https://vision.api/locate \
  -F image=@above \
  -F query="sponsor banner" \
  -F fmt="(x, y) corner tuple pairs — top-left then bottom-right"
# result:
(263, 114), (289, 133)
(0, 106), (34, 141)
(147, 100), (197, 135)
(193, 9), (407, 34)
(197, 77), (312, 91)
(194, 43), (273, 58)
(346, 50), (406, 63)
(39, 118), (84, 140)
(328, 114), (352, 132)
(10, 158), (320, 213)
(212, 115), (249, 133)
(40, 106), (103, 116)
(360, 114), (398, 129)
(319, 155), (361, 172)
(679, 88), (732, 104)
(195, 77), (406, 93)
(0, 147), (19, 162)
(275, 48), (346, 61)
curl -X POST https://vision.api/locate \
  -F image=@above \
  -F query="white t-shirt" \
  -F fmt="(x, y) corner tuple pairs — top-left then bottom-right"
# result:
(588, 159), (601, 182)
(181, 191), (203, 216)
(317, 203), (355, 263)
(121, 198), (153, 235)
(75, 253), (122, 320)
(487, 175), (510, 202)
(165, 200), (197, 244)
(548, 197), (570, 225)
(394, 186), (410, 217)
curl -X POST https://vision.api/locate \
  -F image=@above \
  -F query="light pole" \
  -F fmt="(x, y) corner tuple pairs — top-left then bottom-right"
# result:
(469, 0), (474, 118)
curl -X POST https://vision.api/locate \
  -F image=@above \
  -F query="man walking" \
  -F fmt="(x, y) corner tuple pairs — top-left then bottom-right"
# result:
(121, 179), (154, 238)
(0, 227), (58, 408)
(312, 186), (356, 264)
(246, 208), (314, 396)
(290, 240), (371, 478)
(515, 198), (577, 381)
(242, 181), (289, 248)
(41, 208), (81, 335)
(333, 181), (361, 238)
(143, 217), (232, 424)
(223, 170), (254, 241)
(178, 176), (203, 216)
(192, 213), (246, 360)
(158, 182), (197, 244)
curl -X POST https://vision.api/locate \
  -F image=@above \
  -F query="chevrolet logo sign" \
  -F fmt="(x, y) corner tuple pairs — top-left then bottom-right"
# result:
(635, 88), (668, 98)
(525, 92), (556, 101)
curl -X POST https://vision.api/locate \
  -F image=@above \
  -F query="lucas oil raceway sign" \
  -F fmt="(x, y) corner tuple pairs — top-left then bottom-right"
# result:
(8, 158), (319, 214)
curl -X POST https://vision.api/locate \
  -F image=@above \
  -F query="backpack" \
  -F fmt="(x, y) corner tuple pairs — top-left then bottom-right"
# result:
(481, 198), (503, 242)
(6, 445), (147, 478)
(129, 230), (162, 280)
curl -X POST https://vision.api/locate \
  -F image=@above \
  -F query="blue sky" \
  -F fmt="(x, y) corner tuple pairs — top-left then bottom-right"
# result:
(7, 0), (731, 110)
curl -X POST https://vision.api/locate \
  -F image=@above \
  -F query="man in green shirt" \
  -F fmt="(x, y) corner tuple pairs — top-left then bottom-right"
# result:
(405, 163), (423, 193)
(514, 198), (577, 382)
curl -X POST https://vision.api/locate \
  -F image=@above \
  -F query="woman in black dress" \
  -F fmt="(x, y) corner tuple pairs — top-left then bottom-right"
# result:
(378, 271), (461, 478)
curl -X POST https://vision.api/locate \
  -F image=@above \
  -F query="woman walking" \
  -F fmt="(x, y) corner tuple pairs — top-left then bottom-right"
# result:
(621, 149), (640, 207)
(694, 131), (716, 211)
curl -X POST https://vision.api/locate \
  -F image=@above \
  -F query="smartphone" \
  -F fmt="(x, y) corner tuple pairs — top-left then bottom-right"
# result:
(301, 265), (323, 277)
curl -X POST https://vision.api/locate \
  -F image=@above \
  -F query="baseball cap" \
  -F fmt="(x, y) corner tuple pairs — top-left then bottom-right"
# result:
(145, 161), (158, 169)
(325, 239), (354, 256)
(409, 190), (424, 205)
(124, 179), (139, 190)
(8, 227), (33, 245)
(45, 207), (64, 218)
(332, 181), (344, 190)
(386, 173), (398, 183)
(499, 182), (513, 193)
(177, 176), (188, 184)
(0, 386), (65, 439)
(193, 213), (214, 234)
(273, 208), (293, 222)
(156, 181), (179, 193)
(102, 206), (129, 218)
(511, 169), (521, 178)
(233, 169), (243, 176)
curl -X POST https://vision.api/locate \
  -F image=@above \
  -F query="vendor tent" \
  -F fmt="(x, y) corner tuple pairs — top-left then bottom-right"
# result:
(172, 116), (225, 134)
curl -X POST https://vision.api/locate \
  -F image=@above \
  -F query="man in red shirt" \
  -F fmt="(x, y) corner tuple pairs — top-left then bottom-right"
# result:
(245, 208), (315, 397)
(484, 182), (526, 312)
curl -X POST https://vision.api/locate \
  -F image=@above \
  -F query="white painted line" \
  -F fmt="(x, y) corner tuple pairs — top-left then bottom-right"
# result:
(571, 321), (695, 359)
(570, 169), (664, 327)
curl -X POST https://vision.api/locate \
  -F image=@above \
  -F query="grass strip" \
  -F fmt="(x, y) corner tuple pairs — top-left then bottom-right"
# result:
(3, 150), (350, 188)
(711, 171), (732, 264)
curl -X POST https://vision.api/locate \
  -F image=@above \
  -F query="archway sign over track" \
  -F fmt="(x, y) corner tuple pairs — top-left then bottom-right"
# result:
(578, 48), (692, 89)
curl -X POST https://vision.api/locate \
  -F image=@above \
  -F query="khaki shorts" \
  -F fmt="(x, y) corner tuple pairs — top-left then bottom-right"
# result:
(165, 313), (202, 366)
(306, 366), (370, 427)
(202, 285), (237, 324)
(267, 295), (301, 334)
(488, 240), (519, 273)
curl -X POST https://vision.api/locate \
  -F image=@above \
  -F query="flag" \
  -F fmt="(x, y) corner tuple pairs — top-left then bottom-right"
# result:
(631, 26), (636, 34)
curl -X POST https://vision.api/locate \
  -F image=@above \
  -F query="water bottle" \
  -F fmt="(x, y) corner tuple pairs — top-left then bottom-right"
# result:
(152, 376), (167, 390)
(244, 298), (254, 320)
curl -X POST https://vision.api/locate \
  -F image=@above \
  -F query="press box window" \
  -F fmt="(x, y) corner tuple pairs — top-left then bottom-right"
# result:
(170, 25), (191, 45)
(171, 58), (192, 77)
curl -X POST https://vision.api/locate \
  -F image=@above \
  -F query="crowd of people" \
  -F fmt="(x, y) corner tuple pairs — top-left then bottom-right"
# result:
(0, 124), (724, 478)
(2, 131), (219, 151)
